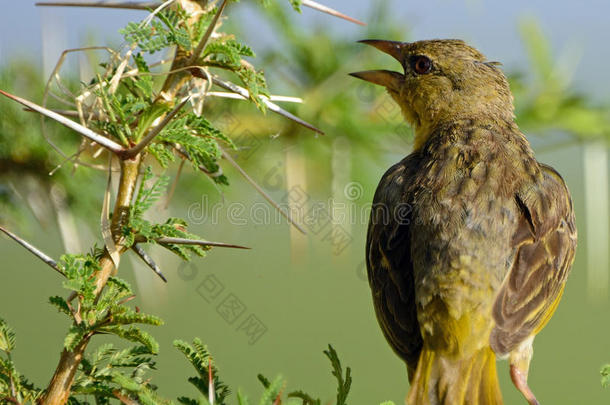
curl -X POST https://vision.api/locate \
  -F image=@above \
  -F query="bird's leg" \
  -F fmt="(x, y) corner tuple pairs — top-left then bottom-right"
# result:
(509, 340), (539, 405)
(510, 364), (539, 405)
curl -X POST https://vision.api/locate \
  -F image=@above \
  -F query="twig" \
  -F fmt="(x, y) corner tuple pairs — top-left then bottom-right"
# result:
(41, 46), (117, 157)
(66, 299), (83, 324)
(301, 0), (366, 26)
(112, 390), (139, 405)
(132, 244), (167, 282)
(36, 1), (160, 9)
(221, 149), (307, 234)
(7, 352), (18, 401)
(101, 161), (120, 268)
(25, 108), (80, 118)
(121, 96), (190, 158)
(186, 0), (229, 66)
(140, 0), (175, 28)
(210, 75), (324, 135)
(172, 144), (225, 182)
(0, 90), (125, 154)
(116, 294), (137, 306)
(36, 0), (368, 28)
(0, 396), (20, 405)
(0, 225), (64, 276)
(108, 44), (137, 94)
(205, 92), (303, 103)
(155, 236), (250, 249)
(209, 356), (215, 405)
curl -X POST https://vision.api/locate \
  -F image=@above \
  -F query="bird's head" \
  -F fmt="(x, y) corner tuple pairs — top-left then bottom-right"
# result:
(350, 39), (514, 150)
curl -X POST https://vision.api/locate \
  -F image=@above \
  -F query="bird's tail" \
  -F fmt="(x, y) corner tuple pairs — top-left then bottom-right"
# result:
(407, 346), (503, 405)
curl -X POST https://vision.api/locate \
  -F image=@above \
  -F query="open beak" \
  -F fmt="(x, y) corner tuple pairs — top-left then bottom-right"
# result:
(348, 70), (404, 90)
(349, 39), (407, 91)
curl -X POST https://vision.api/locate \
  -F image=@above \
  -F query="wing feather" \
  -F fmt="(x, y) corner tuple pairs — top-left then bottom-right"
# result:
(490, 164), (577, 355)
(366, 156), (423, 374)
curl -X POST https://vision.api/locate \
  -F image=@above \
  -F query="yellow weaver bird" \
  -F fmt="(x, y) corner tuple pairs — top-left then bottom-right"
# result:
(351, 39), (577, 405)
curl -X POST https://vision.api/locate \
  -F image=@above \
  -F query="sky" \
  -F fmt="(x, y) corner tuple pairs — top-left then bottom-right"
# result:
(1, 0), (609, 99)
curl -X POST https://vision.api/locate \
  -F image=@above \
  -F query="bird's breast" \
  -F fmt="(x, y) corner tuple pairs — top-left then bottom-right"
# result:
(408, 154), (520, 351)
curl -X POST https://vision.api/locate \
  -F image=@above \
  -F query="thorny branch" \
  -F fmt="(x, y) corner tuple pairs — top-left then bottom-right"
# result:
(0, 1), (365, 404)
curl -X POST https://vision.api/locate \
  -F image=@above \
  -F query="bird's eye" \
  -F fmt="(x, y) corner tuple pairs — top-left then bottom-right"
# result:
(412, 55), (432, 74)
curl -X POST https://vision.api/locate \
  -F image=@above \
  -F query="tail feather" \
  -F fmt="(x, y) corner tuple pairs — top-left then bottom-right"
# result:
(407, 346), (503, 405)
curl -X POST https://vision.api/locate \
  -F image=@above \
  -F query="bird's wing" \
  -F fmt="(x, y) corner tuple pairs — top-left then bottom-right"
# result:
(366, 156), (423, 374)
(490, 163), (577, 355)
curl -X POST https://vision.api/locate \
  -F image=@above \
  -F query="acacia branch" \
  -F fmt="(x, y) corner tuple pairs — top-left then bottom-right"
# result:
(0, 90), (125, 154)
(39, 3), (215, 401)
(39, 157), (142, 405)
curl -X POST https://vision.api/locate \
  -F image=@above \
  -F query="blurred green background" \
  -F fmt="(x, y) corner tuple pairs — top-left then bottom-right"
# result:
(1, 1), (610, 404)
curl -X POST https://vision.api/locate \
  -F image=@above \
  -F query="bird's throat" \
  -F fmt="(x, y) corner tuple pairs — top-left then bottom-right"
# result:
(412, 123), (435, 152)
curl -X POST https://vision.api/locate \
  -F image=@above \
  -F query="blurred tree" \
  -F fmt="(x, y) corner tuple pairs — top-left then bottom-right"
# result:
(511, 18), (610, 142)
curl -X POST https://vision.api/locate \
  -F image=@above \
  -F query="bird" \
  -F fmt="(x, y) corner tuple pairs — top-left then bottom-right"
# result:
(350, 39), (577, 405)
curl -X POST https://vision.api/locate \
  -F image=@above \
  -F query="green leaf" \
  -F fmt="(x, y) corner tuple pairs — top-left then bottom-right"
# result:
(111, 370), (142, 392)
(203, 39), (255, 68)
(151, 218), (209, 260)
(59, 254), (99, 304)
(49, 296), (72, 317)
(236, 66), (270, 111)
(133, 52), (154, 99)
(121, 21), (171, 54)
(258, 375), (283, 405)
(602, 364), (610, 387)
(155, 113), (234, 181)
(102, 326), (160, 354)
(237, 389), (250, 405)
(287, 390), (320, 405)
(289, 0), (302, 12)
(324, 345), (351, 405)
(111, 311), (163, 327)
(148, 143), (176, 168)
(257, 374), (271, 389)
(0, 318), (16, 352)
(131, 167), (170, 222)
(135, 102), (172, 141)
(177, 397), (200, 405)
(64, 324), (88, 351)
(175, 338), (231, 404)
(107, 277), (133, 293)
